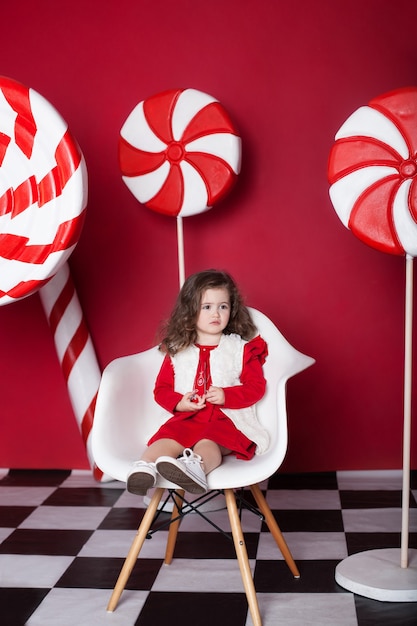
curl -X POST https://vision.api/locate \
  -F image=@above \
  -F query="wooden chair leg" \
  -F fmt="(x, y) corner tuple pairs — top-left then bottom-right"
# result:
(164, 489), (185, 565)
(224, 488), (262, 626)
(107, 487), (164, 612)
(250, 483), (300, 578)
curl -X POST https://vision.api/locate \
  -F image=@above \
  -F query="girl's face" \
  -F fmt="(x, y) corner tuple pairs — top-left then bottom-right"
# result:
(195, 287), (231, 344)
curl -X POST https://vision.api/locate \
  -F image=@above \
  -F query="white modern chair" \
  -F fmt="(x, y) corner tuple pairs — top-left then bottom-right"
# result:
(92, 307), (314, 626)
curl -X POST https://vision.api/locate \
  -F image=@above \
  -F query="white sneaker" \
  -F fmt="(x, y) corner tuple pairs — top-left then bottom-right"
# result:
(126, 461), (157, 495)
(156, 448), (208, 494)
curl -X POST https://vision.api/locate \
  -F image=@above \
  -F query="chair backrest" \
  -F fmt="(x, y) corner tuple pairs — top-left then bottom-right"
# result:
(92, 308), (314, 489)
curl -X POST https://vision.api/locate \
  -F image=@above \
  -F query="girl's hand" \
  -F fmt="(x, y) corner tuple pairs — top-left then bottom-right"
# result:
(175, 392), (206, 412)
(205, 386), (225, 405)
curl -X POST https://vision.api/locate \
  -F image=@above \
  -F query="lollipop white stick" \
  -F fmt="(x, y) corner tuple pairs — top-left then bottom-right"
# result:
(401, 255), (413, 568)
(39, 263), (109, 481)
(177, 216), (185, 288)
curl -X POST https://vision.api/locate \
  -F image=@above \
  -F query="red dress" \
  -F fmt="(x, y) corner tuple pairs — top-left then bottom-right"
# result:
(148, 335), (267, 460)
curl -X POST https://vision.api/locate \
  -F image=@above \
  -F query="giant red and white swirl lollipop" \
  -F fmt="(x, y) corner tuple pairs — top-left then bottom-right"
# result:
(328, 86), (417, 257)
(119, 88), (241, 284)
(119, 88), (241, 216)
(328, 87), (417, 596)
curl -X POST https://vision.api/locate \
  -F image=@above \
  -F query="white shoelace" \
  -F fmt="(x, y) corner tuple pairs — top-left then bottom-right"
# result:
(182, 448), (202, 464)
(131, 460), (155, 469)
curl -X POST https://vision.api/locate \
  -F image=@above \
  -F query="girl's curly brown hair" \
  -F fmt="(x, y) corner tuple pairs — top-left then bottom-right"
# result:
(159, 269), (257, 355)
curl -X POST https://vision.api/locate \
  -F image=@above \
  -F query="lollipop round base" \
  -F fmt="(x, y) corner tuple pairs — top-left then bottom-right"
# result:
(335, 548), (417, 601)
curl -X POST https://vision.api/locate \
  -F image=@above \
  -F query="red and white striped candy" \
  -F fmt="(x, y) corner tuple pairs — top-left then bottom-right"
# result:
(328, 87), (417, 256)
(39, 263), (106, 480)
(119, 88), (241, 217)
(0, 77), (106, 480)
(0, 76), (87, 304)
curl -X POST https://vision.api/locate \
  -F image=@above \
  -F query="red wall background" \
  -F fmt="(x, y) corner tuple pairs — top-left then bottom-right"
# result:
(1, 0), (416, 473)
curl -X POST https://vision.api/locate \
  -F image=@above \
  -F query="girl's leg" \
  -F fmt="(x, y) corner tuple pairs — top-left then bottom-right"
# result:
(141, 438), (184, 463)
(127, 439), (183, 495)
(193, 439), (231, 474)
(155, 439), (231, 495)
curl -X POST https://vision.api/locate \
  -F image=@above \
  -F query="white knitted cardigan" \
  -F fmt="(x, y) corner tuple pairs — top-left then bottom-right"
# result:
(171, 333), (269, 454)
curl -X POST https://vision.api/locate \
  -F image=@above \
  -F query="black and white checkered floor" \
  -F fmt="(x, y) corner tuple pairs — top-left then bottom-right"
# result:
(0, 468), (416, 626)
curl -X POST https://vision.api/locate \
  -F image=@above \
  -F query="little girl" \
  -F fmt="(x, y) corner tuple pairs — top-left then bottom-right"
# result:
(127, 269), (270, 496)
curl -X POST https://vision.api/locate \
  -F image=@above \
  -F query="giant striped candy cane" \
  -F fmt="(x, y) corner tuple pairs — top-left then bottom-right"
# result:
(0, 76), (107, 479)
(39, 263), (106, 480)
